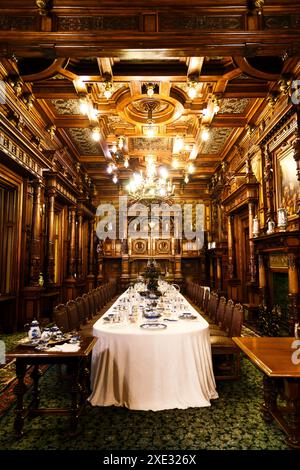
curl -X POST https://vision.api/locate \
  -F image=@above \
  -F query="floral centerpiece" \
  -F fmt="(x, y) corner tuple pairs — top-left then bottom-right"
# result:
(141, 259), (162, 295)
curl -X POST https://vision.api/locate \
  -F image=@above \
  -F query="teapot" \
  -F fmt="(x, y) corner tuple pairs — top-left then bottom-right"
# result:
(25, 319), (41, 341)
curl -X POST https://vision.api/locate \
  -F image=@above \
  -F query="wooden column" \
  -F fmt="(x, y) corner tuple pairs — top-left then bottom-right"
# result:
(227, 215), (234, 279)
(288, 253), (300, 334)
(248, 201), (256, 283)
(65, 207), (77, 300)
(262, 144), (274, 227)
(23, 180), (44, 322)
(96, 241), (104, 285)
(46, 186), (56, 285)
(217, 257), (222, 290)
(76, 209), (83, 279)
(68, 207), (76, 279)
(174, 255), (183, 284)
(258, 254), (267, 306)
(29, 181), (42, 286)
(86, 218), (95, 291)
(293, 105), (300, 226)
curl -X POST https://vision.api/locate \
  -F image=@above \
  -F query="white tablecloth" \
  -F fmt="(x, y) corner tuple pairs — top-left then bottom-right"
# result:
(89, 290), (218, 411)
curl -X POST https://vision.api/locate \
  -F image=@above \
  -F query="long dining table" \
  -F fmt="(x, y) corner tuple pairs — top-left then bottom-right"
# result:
(88, 282), (218, 411)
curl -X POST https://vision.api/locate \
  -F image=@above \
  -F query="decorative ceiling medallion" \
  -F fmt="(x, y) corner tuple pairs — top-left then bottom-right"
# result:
(131, 99), (168, 114)
(201, 128), (232, 154)
(116, 92), (184, 126)
(219, 98), (251, 114)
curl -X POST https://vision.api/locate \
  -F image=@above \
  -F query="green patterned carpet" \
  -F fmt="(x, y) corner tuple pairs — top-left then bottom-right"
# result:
(0, 355), (289, 450)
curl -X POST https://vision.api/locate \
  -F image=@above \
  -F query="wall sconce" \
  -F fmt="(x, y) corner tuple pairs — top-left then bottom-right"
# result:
(184, 173), (189, 184)
(124, 157), (129, 168)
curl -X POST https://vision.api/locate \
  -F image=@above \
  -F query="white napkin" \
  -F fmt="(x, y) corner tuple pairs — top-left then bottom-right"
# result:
(48, 343), (80, 352)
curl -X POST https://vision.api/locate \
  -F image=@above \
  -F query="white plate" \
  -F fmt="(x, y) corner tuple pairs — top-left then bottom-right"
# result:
(140, 323), (167, 330)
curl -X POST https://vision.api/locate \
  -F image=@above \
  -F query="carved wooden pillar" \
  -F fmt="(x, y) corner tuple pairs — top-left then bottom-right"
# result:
(288, 253), (300, 334)
(96, 241), (104, 285)
(174, 255), (183, 284)
(293, 105), (300, 224)
(86, 219), (95, 291)
(46, 186), (56, 285)
(248, 201), (256, 283)
(65, 206), (77, 300)
(76, 209), (83, 279)
(258, 254), (267, 306)
(67, 207), (76, 279)
(227, 215), (234, 279)
(217, 257), (222, 291)
(30, 181), (42, 286)
(262, 144), (274, 226)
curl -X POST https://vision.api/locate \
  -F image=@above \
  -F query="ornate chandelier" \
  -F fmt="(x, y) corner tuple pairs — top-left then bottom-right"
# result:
(126, 156), (175, 205)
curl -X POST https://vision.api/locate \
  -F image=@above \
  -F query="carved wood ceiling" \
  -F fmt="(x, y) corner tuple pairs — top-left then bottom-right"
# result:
(0, 1), (300, 199)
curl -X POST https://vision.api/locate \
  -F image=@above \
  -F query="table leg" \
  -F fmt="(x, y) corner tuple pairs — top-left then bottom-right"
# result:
(284, 379), (300, 448)
(69, 360), (81, 436)
(30, 364), (42, 409)
(13, 360), (27, 436)
(262, 375), (277, 423)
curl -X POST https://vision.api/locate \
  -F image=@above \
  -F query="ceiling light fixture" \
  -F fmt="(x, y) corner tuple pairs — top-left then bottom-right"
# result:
(91, 127), (101, 142)
(126, 157), (175, 205)
(79, 97), (89, 115)
(103, 75), (113, 100)
(146, 83), (155, 98)
(173, 135), (185, 154)
(187, 77), (198, 100)
(187, 162), (195, 174)
(118, 136), (125, 149)
(172, 158), (180, 169)
(201, 127), (210, 142)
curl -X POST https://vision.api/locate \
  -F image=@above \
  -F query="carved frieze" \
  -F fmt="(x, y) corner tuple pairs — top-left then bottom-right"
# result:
(0, 16), (39, 31)
(56, 15), (140, 31)
(264, 15), (300, 29)
(159, 15), (243, 31)
(0, 130), (43, 178)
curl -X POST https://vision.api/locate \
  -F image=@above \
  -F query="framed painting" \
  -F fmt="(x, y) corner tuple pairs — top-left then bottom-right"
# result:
(275, 148), (300, 218)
